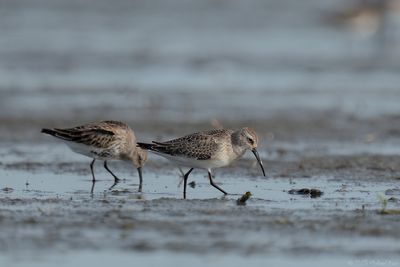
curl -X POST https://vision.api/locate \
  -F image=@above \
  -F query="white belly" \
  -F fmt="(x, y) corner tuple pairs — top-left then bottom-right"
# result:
(64, 142), (117, 160)
(156, 153), (231, 170)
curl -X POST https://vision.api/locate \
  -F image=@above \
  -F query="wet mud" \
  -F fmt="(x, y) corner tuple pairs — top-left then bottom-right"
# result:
(1, 136), (400, 266)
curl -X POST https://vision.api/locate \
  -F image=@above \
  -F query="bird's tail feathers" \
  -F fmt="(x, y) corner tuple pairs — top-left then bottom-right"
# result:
(137, 142), (155, 150)
(41, 128), (74, 141)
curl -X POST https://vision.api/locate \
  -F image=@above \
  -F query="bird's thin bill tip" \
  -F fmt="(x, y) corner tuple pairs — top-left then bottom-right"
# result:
(251, 148), (266, 177)
(259, 164), (266, 177)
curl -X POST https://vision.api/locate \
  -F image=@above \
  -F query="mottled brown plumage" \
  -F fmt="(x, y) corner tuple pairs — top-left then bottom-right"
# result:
(42, 120), (147, 192)
(149, 129), (231, 160)
(137, 127), (265, 199)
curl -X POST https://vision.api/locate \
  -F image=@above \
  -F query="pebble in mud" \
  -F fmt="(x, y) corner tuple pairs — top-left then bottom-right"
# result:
(288, 188), (323, 198)
(236, 191), (252, 206)
(1, 187), (13, 193)
(188, 181), (196, 188)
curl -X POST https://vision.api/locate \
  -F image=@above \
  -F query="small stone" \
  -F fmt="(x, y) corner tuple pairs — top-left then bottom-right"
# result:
(288, 188), (323, 198)
(2, 187), (13, 193)
(237, 191), (252, 206)
(188, 181), (196, 188)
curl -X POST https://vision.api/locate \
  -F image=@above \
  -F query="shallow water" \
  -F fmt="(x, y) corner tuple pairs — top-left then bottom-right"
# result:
(0, 162), (396, 209)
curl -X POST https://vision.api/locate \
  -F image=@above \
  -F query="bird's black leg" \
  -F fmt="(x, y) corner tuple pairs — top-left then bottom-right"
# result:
(90, 159), (96, 182)
(208, 170), (228, 195)
(89, 159), (96, 194)
(104, 161), (121, 183)
(90, 182), (96, 195)
(183, 168), (194, 199)
(137, 167), (143, 192)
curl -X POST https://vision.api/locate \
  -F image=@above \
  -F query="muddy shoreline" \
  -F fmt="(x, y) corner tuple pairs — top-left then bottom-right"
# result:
(1, 139), (400, 261)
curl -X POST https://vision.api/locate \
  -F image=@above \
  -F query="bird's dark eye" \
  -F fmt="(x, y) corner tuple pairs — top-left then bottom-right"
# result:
(247, 137), (254, 145)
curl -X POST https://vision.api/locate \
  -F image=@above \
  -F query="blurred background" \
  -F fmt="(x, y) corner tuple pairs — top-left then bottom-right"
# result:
(1, 1), (400, 266)
(1, 0), (400, 146)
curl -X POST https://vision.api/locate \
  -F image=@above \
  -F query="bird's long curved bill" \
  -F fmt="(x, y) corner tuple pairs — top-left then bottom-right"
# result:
(252, 148), (266, 176)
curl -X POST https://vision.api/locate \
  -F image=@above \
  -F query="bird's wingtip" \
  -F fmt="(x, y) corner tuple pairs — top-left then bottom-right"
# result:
(137, 142), (153, 150)
(41, 128), (53, 134)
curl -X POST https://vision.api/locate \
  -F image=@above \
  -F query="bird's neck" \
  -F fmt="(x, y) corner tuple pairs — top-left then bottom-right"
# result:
(232, 144), (247, 159)
(230, 131), (247, 159)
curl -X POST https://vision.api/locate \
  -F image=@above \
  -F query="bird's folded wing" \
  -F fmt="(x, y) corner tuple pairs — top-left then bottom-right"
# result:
(151, 134), (220, 160)
(53, 127), (116, 148)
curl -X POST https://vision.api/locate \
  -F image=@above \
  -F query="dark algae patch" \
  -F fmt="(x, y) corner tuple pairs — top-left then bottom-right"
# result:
(288, 188), (323, 198)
